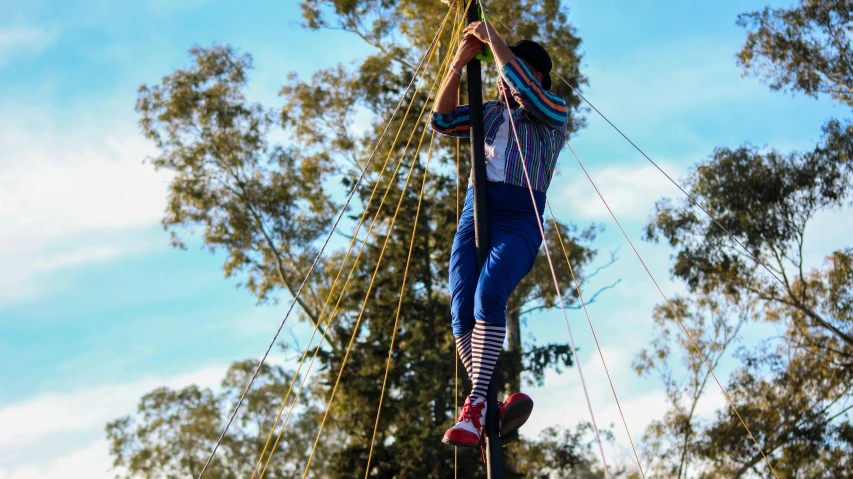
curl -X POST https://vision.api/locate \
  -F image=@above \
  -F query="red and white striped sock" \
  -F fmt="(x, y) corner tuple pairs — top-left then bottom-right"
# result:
(470, 320), (505, 401)
(455, 330), (474, 378)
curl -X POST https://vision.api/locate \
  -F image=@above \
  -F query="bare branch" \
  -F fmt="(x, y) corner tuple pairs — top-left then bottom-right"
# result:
(578, 247), (620, 286)
(519, 278), (621, 316)
(322, 26), (416, 71)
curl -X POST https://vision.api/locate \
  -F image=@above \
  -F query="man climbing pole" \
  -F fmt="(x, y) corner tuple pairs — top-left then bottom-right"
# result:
(430, 19), (569, 448)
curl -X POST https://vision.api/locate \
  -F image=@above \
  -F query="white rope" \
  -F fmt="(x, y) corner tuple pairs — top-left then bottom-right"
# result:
(478, 4), (612, 475)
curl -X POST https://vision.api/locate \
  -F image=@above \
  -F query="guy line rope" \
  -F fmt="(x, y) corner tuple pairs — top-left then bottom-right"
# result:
(483, 5), (782, 477)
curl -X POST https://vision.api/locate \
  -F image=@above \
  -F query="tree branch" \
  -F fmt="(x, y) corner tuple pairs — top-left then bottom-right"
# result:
(796, 227), (806, 302)
(797, 303), (853, 350)
(280, 243), (322, 313)
(577, 278), (622, 308)
(577, 247), (620, 286)
(783, 334), (853, 362)
(323, 25), (416, 71)
(249, 206), (337, 349)
(767, 243), (791, 288)
(217, 169), (336, 350)
(519, 279), (621, 316)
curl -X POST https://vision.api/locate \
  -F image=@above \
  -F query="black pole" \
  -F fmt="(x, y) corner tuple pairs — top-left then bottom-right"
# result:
(464, 1), (501, 477)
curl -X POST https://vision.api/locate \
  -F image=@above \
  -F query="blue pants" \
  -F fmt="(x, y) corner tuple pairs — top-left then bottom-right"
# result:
(450, 182), (546, 337)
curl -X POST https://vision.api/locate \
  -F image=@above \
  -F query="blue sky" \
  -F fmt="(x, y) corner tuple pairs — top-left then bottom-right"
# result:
(1, 0), (850, 477)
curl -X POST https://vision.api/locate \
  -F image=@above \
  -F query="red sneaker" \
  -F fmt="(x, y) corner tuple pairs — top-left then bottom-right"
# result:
(499, 392), (533, 443)
(442, 396), (486, 447)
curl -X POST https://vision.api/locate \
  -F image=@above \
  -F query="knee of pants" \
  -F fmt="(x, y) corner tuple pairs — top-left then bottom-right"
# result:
(473, 288), (508, 327)
(451, 306), (475, 337)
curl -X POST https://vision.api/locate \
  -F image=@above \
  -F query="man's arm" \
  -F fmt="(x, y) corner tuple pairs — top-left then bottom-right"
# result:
(431, 35), (483, 137)
(499, 59), (568, 130)
(430, 105), (472, 137)
(464, 21), (568, 131)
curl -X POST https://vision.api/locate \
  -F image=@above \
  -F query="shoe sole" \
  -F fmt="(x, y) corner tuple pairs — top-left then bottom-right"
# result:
(500, 396), (533, 438)
(442, 437), (480, 448)
(500, 430), (519, 445)
(442, 434), (518, 448)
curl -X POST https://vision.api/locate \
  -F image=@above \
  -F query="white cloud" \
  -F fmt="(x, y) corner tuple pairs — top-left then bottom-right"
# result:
(560, 162), (684, 221)
(803, 207), (853, 265)
(0, 367), (224, 450)
(0, 366), (225, 479)
(0, 26), (55, 66)
(28, 244), (128, 273)
(0, 441), (114, 479)
(0, 105), (171, 301)
(525, 345), (655, 438)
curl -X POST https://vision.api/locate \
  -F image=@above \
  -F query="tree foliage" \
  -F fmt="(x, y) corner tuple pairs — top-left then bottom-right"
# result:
(106, 359), (338, 479)
(112, 1), (613, 477)
(109, 360), (619, 478)
(738, 0), (853, 106)
(638, 1), (853, 477)
(137, 45), (338, 337)
(633, 294), (752, 478)
(642, 101), (853, 479)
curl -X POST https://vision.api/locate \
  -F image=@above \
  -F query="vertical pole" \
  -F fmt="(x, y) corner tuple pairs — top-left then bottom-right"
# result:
(464, 1), (501, 477)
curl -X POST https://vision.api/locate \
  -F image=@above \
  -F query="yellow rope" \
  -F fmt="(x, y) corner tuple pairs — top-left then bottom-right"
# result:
(249, 340), (312, 479)
(363, 9), (471, 472)
(360, 6), (470, 475)
(363, 131), (437, 477)
(250, 8), (456, 479)
(262, 81), (445, 479)
(251, 45), (437, 479)
(298, 22), (461, 478)
(451, 3), (466, 477)
(301, 70), (452, 479)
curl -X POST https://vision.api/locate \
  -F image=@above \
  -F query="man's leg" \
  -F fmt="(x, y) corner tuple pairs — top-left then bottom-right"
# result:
(444, 190), (489, 448)
(444, 225), (540, 447)
(450, 189), (478, 377)
(472, 224), (541, 441)
(470, 227), (540, 398)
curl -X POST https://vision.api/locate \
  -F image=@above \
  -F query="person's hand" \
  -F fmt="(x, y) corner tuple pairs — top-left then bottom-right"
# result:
(452, 35), (484, 70)
(462, 21), (499, 44)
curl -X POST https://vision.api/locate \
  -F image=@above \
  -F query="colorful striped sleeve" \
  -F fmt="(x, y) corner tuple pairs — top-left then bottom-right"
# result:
(500, 58), (568, 131)
(430, 104), (471, 138)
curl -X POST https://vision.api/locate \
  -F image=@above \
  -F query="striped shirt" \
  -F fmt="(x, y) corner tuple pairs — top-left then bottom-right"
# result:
(430, 58), (568, 193)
